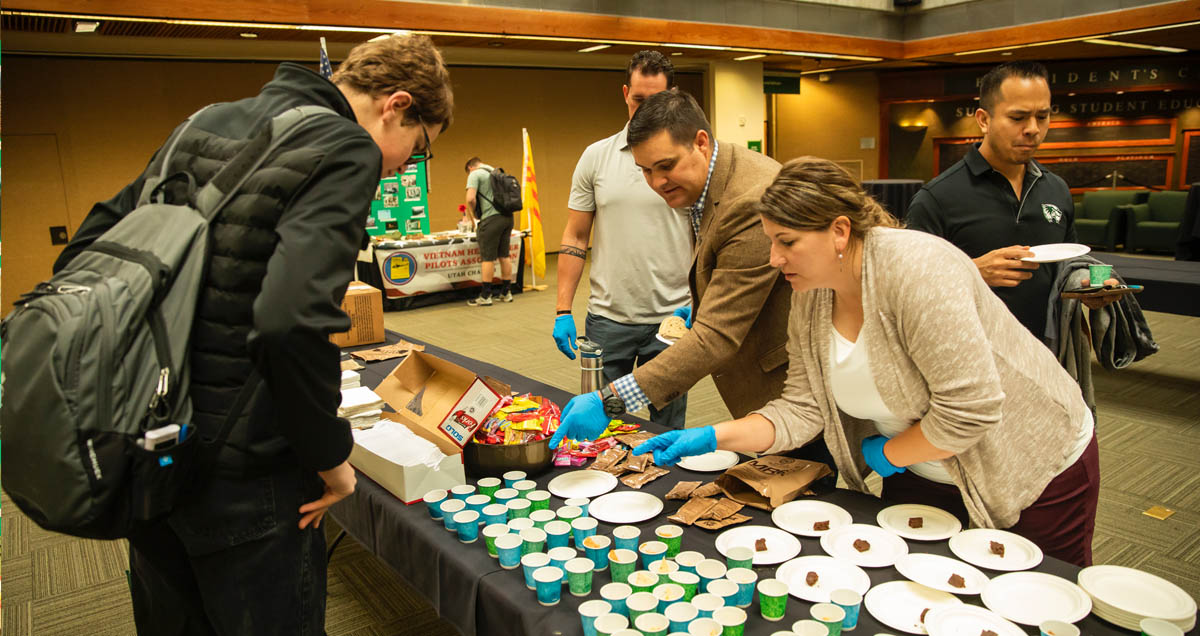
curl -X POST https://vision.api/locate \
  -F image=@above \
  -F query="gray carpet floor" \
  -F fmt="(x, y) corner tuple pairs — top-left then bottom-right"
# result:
(2, 256), (1197, 635)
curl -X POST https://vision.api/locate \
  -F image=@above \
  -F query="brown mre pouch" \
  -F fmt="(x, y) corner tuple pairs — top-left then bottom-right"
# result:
(691, 482), (723, 499)
(715, 454), (832, 511)
(590, 448), (627, 471)
(668, 496), (719, 525)
(665, 481), (702, 500)
(695, 513), (752, 530)
(624, 452), (652, 473)
(616, 431), (656, 450)
(620, 465), (669, 489)
(699, 497), (744, 521)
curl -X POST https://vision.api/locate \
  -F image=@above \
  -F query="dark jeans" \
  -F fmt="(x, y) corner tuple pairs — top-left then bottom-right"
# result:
(882, 434), (1100, 567)
(585, 312), (687, 429)
(128, 464), (329, 636)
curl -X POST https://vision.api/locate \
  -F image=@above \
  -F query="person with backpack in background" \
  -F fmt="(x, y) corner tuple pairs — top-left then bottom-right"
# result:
(46, 34), (453, 634)
(465, 156), (519, 305)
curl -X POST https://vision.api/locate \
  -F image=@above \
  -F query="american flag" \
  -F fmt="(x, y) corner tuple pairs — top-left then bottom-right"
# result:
(319, 37), (333, 79)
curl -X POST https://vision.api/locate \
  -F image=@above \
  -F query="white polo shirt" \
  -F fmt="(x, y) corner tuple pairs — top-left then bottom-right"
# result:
(568, 124), (693, 324)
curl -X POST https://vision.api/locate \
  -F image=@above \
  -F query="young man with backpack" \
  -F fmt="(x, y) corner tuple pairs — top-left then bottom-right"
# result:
(46, 34), (453, 634)
(464, 156), (519, 305)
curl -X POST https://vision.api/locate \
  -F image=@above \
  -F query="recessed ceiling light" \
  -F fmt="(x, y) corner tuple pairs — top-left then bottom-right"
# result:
(74, 20), (100, 33)
(1000, 51), (1013, 56)
(240, 32), (258, 38)
(1068, 92), (1076, 96)
(577, 44), (610, 53)
(1164, 89), (1172, 93)
(671, 52), (683, 56)
(733, 53), (766, 61)
(1116, 90), (1125, 95)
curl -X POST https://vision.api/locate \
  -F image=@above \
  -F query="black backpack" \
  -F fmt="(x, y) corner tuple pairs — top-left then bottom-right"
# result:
(476, 167), (523, 217)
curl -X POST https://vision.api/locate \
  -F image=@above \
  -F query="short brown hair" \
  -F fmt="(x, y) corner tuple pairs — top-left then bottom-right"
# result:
(979, 61), (1049, 112)
(332, 34), (454, 131)
(756, 157), (900, 237)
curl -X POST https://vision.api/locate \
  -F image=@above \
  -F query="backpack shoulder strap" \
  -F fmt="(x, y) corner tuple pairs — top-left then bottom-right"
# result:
(194, 105), (341, 224)
(138, 104), (221, 207)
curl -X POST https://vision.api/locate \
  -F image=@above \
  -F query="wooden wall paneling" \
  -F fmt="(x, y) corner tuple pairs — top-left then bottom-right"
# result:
(2, 135), (74, 312)
(931, 136), (981, 177)
(879, 102), (891, 179)
(1036, 153), (1175, 193)
(1040, 117), (1177, 149)
(1183, 130), (1200, 188)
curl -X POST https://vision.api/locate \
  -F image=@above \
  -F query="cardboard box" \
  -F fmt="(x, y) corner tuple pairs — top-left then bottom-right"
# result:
(331, 282), (385, 348)
(348, 351), (508, 503)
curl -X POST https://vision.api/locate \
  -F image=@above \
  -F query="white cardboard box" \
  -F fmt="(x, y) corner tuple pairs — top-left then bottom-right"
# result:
(348, 351), (507, 503)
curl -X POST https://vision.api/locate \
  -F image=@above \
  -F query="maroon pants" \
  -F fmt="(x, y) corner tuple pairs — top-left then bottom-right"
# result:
(882, 434), (1100, 567)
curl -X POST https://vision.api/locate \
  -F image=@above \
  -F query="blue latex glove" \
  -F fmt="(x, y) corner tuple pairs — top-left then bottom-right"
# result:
(553, 314), (578, 360)
(548, 392), (609, 449)
(631, 427), (717, 467)
(672, 305), (694, 328)
(861, 435), (905, 478)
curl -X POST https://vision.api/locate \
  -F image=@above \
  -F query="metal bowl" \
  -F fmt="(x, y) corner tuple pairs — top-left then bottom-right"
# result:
(463, 437), (553, 479)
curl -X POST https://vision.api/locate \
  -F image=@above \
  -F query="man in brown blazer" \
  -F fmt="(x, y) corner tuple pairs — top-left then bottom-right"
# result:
(551, 91), (829, 472)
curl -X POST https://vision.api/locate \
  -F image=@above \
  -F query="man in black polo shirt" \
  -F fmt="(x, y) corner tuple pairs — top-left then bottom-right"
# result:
(907, 61), (1116, 338)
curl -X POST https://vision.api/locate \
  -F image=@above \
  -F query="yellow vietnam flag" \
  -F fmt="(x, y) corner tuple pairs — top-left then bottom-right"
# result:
(519, 128), (546, 279)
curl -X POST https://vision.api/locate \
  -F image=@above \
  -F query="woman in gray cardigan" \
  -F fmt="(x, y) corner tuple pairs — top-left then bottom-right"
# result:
(634, 157), (1099, 567)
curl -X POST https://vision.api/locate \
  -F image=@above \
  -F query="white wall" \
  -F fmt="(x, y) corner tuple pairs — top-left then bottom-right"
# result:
(707, 61), (767, 150)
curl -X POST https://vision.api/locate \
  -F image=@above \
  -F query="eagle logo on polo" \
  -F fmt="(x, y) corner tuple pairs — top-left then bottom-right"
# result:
(1042, 203), (1063, 224)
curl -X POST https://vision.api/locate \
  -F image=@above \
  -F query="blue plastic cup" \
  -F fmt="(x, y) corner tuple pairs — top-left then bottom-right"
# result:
(674, 550), (705, 575)
(454, 510), (480, 543)
(572, 516), (599, 546)
(423, 488), (448, 519)
(534, 566), (564, 606)
(600, 582), (632, 617)
(639, 540), (668, 569)
(465, 494), (491, 516)
(493, 487), (519, 505)
(691, 593), (724, 619)
(695, 559), (727, 593)
(706, 579), (739, 609)
(548, 546), (577, 576)
(613, 525), (641, 552)
(502, 470), (526, 489)
(830, 589), (862, 631)
(495, 533), (523, 569)
(726, 567), (758, 608)
(482, 503), (509, 527)
(450, 484), (475, 500)
(664, 601), (698, 633)
(565, 497), (590, 516)
(439, 499), (466, 532)
(545, 520), (572, 550)
(579, 599), (612, 636)
(581, 533), (611, 570)
(521, 551), (550, 590)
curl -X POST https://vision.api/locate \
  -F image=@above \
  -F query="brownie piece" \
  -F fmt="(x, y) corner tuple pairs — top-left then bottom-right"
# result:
(981, 631), (998, 636)
(908, 516), (923, 528)
(989, 540), (1005, 557)
(755, 538), (768, 552)
(813, 520), (830, 531)
(948, 573), (965, 588)
(920, 608), (930, 623)
(852, 538), (871, 552)
(805, 571), (819, 586)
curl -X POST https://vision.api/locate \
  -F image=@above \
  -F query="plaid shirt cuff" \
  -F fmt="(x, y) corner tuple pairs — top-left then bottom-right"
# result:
(612, 373), (651, 414)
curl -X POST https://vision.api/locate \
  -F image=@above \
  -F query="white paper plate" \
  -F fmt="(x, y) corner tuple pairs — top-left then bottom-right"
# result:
(924, 605), (1025, 636)
(1021, 243), (1090, 263)
(820, 523), (909, 568)
(714, 525), (802, 565)
(1077, 565), (1197, 622)
(894, 553), (989, 595)
(876, 504), (962, 541)
(547, 470), (618, 499)
(947, 528), (1042, 572)
(981, 572), (1091, 626)
(772, 500), (854, 537)
(676, 450), (740, 472)
(776, 555), (871, 604)
(588, 491), (663, 524)
(864, 581), (963, 635)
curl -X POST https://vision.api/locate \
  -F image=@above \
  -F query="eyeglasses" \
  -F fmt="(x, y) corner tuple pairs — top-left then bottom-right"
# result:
(407, 122), (434, 166)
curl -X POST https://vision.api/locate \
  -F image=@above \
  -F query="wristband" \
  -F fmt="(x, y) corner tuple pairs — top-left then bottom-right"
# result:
(556, 310), (572, 316)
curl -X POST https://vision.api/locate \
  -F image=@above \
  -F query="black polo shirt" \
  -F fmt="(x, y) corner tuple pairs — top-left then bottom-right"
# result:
(906, 143), (1076, 340)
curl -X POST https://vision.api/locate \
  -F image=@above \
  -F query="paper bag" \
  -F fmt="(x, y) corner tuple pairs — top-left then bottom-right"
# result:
(715, 455), (831, 511)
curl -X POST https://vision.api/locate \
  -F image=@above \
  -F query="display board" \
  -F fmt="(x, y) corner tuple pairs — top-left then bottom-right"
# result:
(1183, 130), (1200, 189)
(368, 163), (429, 237)
(372, 231), (522, 298)
(1037, 154), (1175, 192)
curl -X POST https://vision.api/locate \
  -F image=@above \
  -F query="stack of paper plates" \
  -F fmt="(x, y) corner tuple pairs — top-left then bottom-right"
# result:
(1077, 565), (1197, 632)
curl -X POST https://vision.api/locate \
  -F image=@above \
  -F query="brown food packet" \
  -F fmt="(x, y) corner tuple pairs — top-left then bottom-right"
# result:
(616, 431), (657, 450)
(715, 454), (832, 511)
(621, 465), (669, 489)
(624, 452), (652, 473)
(695, 513), (752, 530)
(340, 359), (364, 371)
(699, 497), (745, 521)
(665, 481), (702, 500)
(668, 496), (720, 525)
(350, 340), (425, 361)
(691, 482), (723, 499)
(590, 448), (628, 471)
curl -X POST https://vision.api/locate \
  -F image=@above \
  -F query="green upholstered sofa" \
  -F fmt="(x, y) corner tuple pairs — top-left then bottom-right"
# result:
(1124, 190), (1189, 254)
(1076, 190), (1148, 251)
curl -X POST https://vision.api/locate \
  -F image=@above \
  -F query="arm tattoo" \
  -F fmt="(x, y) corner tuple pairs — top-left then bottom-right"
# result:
(560, 245), (588, 260)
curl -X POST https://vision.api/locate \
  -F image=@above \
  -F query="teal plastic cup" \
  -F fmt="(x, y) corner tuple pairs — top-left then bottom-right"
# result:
(520, 527), (547, 555)
(566, 557), (596, 597)
(609, 548), (638, 585)
(594, 613), (629, 636)
(691, 592), (724, 619)
(664, 601), (698, 633)
(669, 570), (700, 601)
(600, 581), (632, 617)
(526, 489), (551, 511)
(506, 497), (531, 520)
(476, 476), (501, 499)
(725, 546), (753, 571)
(634, 612), (670, 636)
(482, 523), (509, 558)
(626, 591), (660, 623)
(579, 599), (612, 636)
(713, 606), (747, 636)
(655, 524), (684, 558)
(810, 603), (845, 636)
(502, 470), (526, 489)
(628, 569), (660, 594)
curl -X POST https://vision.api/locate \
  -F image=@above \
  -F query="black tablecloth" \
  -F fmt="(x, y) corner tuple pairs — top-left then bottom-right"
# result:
(331, 331), (1138, 636)
(862, 179), (924, 221)
(1092, 253), (1200, 317)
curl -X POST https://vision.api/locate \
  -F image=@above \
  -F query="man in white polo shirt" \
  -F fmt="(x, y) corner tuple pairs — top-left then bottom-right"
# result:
(552, 51), (694, 429)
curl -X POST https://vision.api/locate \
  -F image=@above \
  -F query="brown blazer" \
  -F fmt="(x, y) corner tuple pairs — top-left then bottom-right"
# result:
(632, 142), (791, 418)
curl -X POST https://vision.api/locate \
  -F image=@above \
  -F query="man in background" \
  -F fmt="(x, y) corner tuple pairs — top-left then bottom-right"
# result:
(465, 156), (516, 305)
(553, 50), (694, 429)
